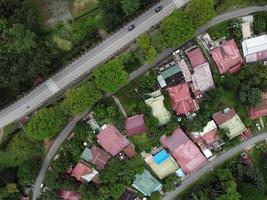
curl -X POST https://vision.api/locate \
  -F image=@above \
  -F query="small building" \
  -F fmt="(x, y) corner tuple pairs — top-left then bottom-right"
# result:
(144, 149), (179, 179)
(242, 35), (267, 63)
(191, 62), (215, 94)
(132, 170), (162, 196)
(125, 114), (147, 136)
(211, 39), (243, 74)
(145, 90), (171, 126)
(241, 15), (254, 39)
(187, 48), (206, 68)
(160, 128), (207, 174)
(59, 189), (80, 200)
(96, 125), (136, 158)
(249, 93), (267, 120)
(167, 83), (199, 116)
(71, 161), (98, 183)
(212, 108), (246, 140)
(119, 188), (141, 200)
(80, 145), (111, 170)
(173, 50), (192, 82)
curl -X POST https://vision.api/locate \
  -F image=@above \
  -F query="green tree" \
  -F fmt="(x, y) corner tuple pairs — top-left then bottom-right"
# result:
(151, 31), (168, 52)
(0, 183), (19, 199)
(136, 33), (151, 49)
(239, 85), (262, 107)
(150, 191), (161, 200)
(94, 58), (128, 93)
(17, 158), (41, 185)
(63, 80), (102, 115)
(162, 174), (178, 192)
(161, 10), (195, 47)
(185, 0), (215, 27)
(39, 190), (61, 200)
(145, 47), (158, 63)
(253, 12), (267, 34)
(26, 106), (67, 140)
(121, 0), (140, 16)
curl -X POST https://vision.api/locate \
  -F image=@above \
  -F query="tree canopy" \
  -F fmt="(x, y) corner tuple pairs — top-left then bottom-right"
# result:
(94, 58), (128, 93)
(160, 11), (195, 47)
(121, 0), (140, 16)
(26, 106), (67, 140)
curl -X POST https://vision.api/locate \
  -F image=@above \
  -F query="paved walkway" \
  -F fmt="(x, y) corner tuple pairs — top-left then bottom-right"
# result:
(162, 132), (267, 200)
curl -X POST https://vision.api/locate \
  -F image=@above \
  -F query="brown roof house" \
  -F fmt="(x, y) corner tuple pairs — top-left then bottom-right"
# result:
(125, 114), (147, 136)
(97, 125), (136, 158)
(71, 160), (98, 183)
(212, 108), (247, 140)
(80, 145), (111, 170)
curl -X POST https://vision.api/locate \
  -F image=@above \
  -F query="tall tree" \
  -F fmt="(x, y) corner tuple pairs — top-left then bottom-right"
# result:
(239, 85), (262, 107)
(17, 159), (41, 185)
(121, 0), (141, 16)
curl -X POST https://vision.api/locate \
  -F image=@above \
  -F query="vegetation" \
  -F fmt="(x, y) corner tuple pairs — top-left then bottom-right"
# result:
(253, 12), (267, 34)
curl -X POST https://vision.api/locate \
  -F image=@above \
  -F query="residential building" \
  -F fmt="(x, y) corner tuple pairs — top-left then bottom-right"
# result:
(143, 149), (179, 179)
(119, 188), (141, 200)
(242, 35), (267, 63)
(241, 15), (254, 39)
(80, 145), (111, 170)
(212, 108), (247, 139)
(125, 114), (147, 136)
(191, 62), (215, 94)
(59, 190), (80, 200)
(211, 39), (243, 74)
(96, 125), (136, 158)
(173, 50), (192, 82)
(187, 48), (206, 68)
(132, 170), (162, 196)
(145, 90), (171, 126)
(71, 161), (98, 183)
(167, 83), (199, 116)
(160, 128), (207, 174)
(249, 93), (267, 120)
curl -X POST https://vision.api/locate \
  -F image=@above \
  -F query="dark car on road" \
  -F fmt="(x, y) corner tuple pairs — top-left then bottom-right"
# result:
(128, 24), (135, 31)
(155, 5), (163, 13)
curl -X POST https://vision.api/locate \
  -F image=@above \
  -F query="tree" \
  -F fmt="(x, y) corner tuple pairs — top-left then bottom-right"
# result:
(254, 12), (267, 34)
(162, 174), (178, 192)
(239, 85), (262, 107)
(151, 31), (168, 52)
(39, 190), (61, 200)
(136, 33), (151, 49)
(161, 11), (195, 47)
(185, 0), (215, 27)
(150, 192), (161, 200)
(26, 106), (67, 140)
(63, 80), (102, 115)
(0, 183), (19, 199)
(121, 0), (141, 16)
(145, 47), (158, 63)
(221, 73), (240, 91)
(17, 158), (41, 185)
(219, 128), (230, 141)
(94, 58), (128, 93)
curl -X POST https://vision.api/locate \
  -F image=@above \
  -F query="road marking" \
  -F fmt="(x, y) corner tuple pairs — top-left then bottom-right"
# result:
(173, 0), (185, 8)
(45, 78), (60, 94)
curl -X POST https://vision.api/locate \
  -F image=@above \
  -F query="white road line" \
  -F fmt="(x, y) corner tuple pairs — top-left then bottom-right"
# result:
(45, 78), (60, 94)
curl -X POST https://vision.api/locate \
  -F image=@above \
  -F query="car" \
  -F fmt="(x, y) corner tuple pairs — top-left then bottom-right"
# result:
(128, 24), (135, 31)
(155, 5), (163, 13)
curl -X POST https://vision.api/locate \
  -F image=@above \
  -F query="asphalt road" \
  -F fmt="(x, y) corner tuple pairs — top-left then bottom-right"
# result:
(0, 0), (188, 128)
(162, 132), (267, 200)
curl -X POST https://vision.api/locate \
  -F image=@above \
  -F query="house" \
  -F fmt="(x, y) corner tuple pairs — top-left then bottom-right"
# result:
(80, 145), (111, 170)
(143, 149), (179, 179)
(242, 35), (267, 63)
(241, 15), (254, 39)
(191, 62), (215, 94)
(212, 108), (247, 139)
(145, 90), (171, 126)
(249, 93), (267, 120)
(71, 161), (98, 183)
(119, 188), (141, 200)
(211, 39), (243, 74)
(132, 170), (162, 196)
(96, 125), (136, 158)
(125, 114), (147, 136)
(173, 50), (192, 82)
(59, 189), (80, 200)
(160, 128), (207, 174)
(167, 83), (199, 116)
(187, 48), (206, 68)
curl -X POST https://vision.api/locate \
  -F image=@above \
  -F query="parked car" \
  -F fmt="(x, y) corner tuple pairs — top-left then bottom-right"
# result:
(128, 24), (135, 31)
(155, 5), (163, 13)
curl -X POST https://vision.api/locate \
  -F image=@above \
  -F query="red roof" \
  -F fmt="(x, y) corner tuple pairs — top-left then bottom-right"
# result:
(201, 129), (218, 145)
(160, 128), (207, 174)
(212, 108), (237, 126)
(122, 144), (136, 158)
(167, 83), (199, 116)
(211, 39), (243, 74)
(97, 125), (130, 156)
(59, 190), (80, 200)
(249, 93), (267, 120)
(125, 114), (147, 136)
(187, 48), (206, 68)
(71, 161), (95, 182)
(90, 145), (111, 170)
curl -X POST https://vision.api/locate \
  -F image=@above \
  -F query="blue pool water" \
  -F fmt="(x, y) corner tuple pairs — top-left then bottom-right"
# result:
(153, 150), (169, 164)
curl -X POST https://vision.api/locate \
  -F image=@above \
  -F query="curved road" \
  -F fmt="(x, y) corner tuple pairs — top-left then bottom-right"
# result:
(0, 0), (188, 128)
(162, 132), (267, 200)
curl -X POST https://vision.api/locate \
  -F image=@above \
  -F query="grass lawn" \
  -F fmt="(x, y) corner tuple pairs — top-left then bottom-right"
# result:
(130, 133), (151, 152)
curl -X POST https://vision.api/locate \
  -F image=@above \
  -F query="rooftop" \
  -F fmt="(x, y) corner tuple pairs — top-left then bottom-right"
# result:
(71, 160), (98, 183)
(249, 93), (267, 120)
(119, 188), (141, 200)
(125, 114), (147, 136)
(160, 128), (207, 174)
(167, 83), (199, 116)
(187, 48), (206, 68)
(132, 170), (162, 196)
(97, 125), (130, 156)
(211, 39), (243, 74)
(59, 189), (80, 200)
